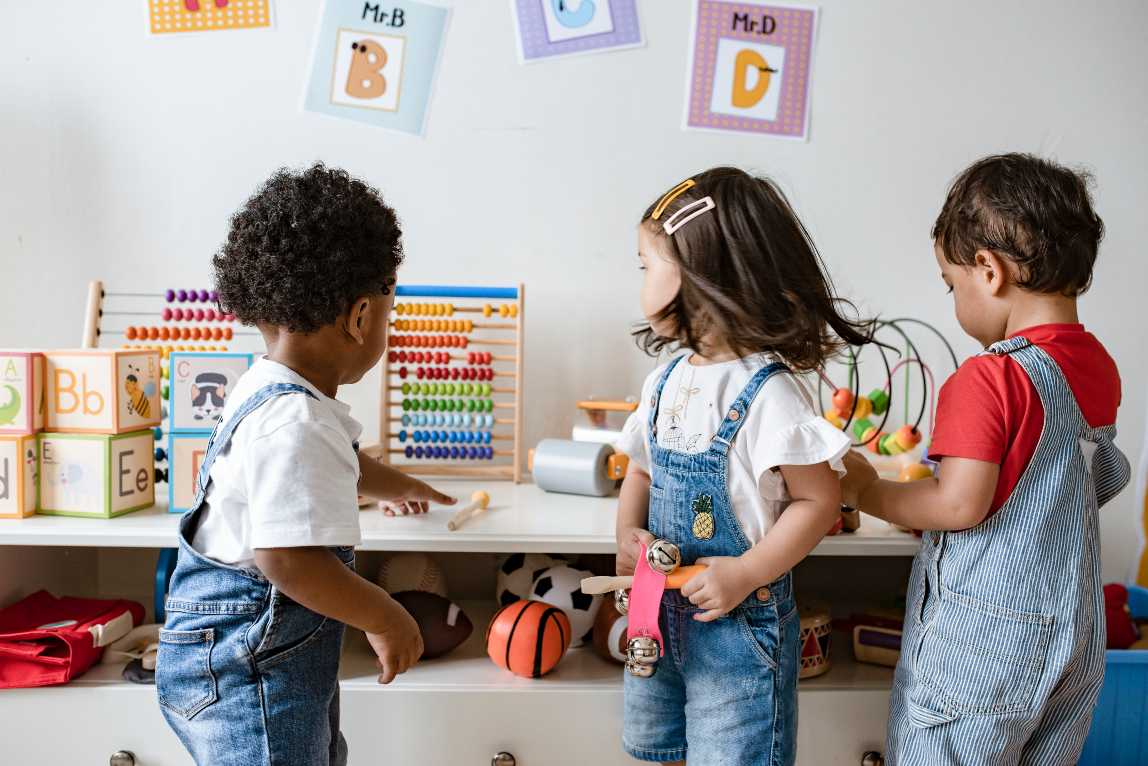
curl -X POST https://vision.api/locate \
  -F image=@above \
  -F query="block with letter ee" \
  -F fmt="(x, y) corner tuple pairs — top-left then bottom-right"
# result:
(38, 431), (155, 517)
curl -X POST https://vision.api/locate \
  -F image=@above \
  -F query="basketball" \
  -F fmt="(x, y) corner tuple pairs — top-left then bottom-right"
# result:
(591, 598), (628, 664)
(485, 599), (571, 678)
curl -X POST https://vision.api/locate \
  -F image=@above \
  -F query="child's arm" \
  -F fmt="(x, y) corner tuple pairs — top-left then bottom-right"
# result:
(615, 462), (654, 576)
(254, 546), (422, 684)
(682, 462), (841, 622)
(841, 450), (998, 531)
(358, 451), (457, 514)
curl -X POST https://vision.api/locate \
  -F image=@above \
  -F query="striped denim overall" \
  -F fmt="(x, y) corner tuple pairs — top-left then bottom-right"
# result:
(888, 337), (1131, 765)
(623, 357), (801, 766)
(157, 383), (354, 766)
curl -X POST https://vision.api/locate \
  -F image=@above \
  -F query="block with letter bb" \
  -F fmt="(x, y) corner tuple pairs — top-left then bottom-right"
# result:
(38, 431), (155, 517)
(0, 351), (45, 435)
(0, 434), (38, 518)
(45, 350), (161, 434)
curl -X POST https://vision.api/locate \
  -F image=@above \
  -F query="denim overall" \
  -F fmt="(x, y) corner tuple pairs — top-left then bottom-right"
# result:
(157, 383), (355, 766)
(888, 338), (1131, 765)
(623, 357), (801, 766)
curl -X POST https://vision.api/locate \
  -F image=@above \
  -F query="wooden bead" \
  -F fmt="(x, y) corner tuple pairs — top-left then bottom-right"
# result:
(868, 389), (889, 416)
(894, 426), (922, 451)
(852, 396), (873, 420)
(823, 409), (843, 429)
(832, 388), (853, 416)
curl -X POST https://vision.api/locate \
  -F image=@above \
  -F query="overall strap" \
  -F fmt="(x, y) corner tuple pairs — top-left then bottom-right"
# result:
(192, 383), (317, 507)
(647, 355), (686, 438)
(710, 361), (790, 456)
(982, 337), (1087, 432)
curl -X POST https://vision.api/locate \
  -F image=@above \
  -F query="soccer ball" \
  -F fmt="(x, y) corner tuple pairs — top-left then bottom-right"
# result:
(496, 553), (558, 607)
(531, 564), (601, 647)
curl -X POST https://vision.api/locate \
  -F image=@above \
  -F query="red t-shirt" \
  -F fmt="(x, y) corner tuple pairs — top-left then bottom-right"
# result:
(929, 324), (1121, 516)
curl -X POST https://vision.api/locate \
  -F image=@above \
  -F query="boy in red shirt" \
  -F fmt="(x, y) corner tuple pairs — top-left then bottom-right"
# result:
(843, 153), (1131, 765)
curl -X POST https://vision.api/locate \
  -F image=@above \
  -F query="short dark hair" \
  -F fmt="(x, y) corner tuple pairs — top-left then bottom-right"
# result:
(933, 153), (1103, 297)
(213, 163), (403, 333)
(636, 167), (873, 372)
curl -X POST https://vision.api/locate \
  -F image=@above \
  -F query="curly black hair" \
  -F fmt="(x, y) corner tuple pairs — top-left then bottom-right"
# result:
(213, 163), (404, 333)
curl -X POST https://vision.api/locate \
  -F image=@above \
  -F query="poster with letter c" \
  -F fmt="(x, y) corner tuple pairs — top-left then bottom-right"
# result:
(684, 0), (817, 140)
(304, 0), (450, 136)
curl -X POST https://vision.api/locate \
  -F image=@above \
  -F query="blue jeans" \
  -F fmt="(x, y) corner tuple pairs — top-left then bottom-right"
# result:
(157, 383), (352, 765)
(157, 543), (352, 765)
(623, 579), (800, 764)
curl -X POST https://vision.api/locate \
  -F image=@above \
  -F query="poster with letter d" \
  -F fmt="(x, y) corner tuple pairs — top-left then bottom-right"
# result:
(305, 0), (450, 135)
(684, 0), (817, 140)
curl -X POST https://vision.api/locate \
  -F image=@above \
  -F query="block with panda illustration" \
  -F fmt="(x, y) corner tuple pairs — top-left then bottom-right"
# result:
(168, 352), (254, 433)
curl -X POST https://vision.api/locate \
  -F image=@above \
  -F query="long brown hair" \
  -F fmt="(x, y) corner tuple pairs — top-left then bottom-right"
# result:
(635, 167), (873, 372)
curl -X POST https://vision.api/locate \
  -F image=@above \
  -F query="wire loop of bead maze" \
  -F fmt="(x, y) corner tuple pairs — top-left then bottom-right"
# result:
(377, 285), (525, 483)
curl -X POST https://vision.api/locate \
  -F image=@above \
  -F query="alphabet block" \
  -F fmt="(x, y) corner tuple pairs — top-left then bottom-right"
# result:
(168, 433), (209, 514)
(45, 350), (162, 434)
(0, 351), (45, 435)
(0, 434), (38, 518)
(38, 431), (155, 517)
(168, 352), (253, 433)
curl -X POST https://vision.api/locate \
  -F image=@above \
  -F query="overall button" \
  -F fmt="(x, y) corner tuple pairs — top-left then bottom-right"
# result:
(728, 409), (741, 421)
(756, 587), (771, 602)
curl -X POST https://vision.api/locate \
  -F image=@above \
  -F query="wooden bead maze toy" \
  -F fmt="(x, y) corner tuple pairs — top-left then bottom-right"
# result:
(379, 285), (525, 482)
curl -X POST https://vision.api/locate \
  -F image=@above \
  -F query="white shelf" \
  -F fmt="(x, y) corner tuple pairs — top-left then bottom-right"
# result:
(0, 479), (920, 556)
(72, 604), (892, 694)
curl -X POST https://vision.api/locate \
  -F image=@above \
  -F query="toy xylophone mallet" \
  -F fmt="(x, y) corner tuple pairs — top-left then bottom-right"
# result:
(446, 490), (491, 531)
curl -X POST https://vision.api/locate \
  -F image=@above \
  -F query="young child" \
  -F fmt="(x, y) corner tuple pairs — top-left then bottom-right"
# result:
(614, 167), (871, 766)
(842, 154), (1132, 765)
(156, 164), (456, 766)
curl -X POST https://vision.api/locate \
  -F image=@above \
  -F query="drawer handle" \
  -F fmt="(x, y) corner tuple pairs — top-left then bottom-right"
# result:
(861, 752), (884, 766)
(110, 752), (137, 766)
(492, 752), (516, 766)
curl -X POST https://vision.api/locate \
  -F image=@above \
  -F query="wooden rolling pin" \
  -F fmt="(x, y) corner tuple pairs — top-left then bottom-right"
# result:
(580, 565), (707, 595)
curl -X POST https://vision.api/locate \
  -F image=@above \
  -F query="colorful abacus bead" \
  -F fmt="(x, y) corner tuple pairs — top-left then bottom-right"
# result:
(852, 418), (878, 444)
(878, 433), (905, 456)
(831, 388), (853, 416)
(893, 426), (922, 451)
(869, 389), (890, 416)
(824, 409), (844, 429)
(851, 396), (874, 421)
(165, 289), (176, 302)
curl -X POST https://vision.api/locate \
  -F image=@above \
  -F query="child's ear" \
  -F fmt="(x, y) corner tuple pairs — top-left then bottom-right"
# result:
(344, 298), (371, 345)
(973, 249), (1010, 296)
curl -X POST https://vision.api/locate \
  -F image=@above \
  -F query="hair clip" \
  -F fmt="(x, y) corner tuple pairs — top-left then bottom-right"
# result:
(662, 197), (715, 235)
(651, 179), (697, 220)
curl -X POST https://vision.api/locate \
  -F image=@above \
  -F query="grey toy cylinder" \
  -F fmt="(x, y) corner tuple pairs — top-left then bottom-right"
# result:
(532, 439), (616, 496)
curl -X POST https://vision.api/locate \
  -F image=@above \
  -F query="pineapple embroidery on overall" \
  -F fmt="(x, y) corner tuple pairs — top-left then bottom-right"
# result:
(691, 493), (715, 540)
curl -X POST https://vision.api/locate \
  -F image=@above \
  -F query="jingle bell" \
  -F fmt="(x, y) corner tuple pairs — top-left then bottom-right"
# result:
(627, 636), (660, 665)
(645, 539), (681, 575)
(626, 659), (656, 678)
(615, 588), (630, 616)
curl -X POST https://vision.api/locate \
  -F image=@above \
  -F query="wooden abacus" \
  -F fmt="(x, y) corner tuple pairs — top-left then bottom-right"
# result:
(81, 280), (258, 352)
(378, 285), (525, 482)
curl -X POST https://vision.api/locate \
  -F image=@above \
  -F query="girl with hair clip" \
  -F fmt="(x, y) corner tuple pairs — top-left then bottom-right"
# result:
(613, 167), (875, 766)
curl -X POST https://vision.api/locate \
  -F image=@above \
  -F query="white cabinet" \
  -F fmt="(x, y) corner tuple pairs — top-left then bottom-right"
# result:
(0, 480), (912, 765)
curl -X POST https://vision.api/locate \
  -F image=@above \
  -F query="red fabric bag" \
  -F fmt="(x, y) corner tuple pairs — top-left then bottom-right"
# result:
(0, 590), (145, 688)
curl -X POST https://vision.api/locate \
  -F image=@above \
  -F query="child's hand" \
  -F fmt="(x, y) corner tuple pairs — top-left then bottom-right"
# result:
(380, 477), (457, 516)
(682, 555), (756, 622)
(841, 450), (879, 509)
(616, 527), (656, 576)
(366, 599), (424, 684)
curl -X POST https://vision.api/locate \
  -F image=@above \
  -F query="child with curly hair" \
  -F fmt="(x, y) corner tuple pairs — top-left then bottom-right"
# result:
(156, 164), (455, 766)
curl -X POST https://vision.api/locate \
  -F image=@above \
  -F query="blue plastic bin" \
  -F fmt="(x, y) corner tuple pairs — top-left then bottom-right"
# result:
(1080, 585), (1148, 765)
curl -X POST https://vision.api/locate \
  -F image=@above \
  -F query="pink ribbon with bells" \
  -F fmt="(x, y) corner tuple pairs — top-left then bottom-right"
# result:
(625, 542), (668, 676)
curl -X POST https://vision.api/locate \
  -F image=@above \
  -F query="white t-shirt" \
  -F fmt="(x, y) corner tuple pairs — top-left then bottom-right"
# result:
(614, 353), (850, 545)
(190, 358), (363, 569)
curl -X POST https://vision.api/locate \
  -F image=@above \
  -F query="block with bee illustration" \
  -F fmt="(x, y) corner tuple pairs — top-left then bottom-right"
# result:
(44, 350), (161, 434)
(168, 352), (254, 433)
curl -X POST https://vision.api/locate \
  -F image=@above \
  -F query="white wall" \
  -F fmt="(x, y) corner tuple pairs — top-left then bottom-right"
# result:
(2, 0), (1145, 580)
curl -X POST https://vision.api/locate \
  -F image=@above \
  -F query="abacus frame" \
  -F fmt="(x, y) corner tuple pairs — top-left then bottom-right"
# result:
(378, 284), (525, 483)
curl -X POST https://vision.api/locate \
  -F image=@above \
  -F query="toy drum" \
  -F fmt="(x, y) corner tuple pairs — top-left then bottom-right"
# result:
(798, 611), (832, 680)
